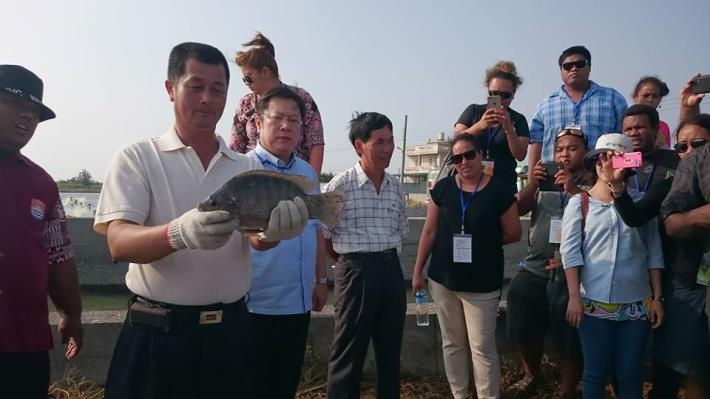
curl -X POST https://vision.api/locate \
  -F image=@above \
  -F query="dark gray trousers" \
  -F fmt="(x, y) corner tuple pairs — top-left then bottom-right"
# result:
(326, 250), (406, 399)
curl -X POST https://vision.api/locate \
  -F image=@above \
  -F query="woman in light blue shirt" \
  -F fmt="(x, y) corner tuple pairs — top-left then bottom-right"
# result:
(561, 133), (665, 399)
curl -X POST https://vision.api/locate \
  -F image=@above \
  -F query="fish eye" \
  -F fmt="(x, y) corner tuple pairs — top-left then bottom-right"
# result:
(210, 199), (218, 207)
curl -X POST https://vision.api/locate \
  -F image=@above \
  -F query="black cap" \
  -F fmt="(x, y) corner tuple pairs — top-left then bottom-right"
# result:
(0, 65), (55, 121)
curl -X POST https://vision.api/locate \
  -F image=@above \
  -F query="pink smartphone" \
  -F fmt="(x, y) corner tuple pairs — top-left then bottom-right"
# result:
(612, 152), (642, 169)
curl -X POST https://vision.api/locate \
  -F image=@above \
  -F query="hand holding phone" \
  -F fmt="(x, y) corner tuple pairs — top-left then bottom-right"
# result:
(611, 152), (642, 169)
(487, 95), (502, 110)
(692, 74), (710, 94)
(539, 162), (562, 192)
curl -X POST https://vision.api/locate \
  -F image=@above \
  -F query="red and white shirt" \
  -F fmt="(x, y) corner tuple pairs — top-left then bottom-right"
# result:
(0, 152), (74, 352)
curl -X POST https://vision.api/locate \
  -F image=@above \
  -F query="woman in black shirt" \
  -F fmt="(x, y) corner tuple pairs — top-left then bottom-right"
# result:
(452, 61), (530, 192)
(412, 133), (521, 399)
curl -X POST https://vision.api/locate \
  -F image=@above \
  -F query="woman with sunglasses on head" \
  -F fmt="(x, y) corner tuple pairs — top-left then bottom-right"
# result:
(632, 76), (672, 149)
(451, 61), (529, 192)
(561, 133), (665, 399)
(606, 114), (710, 399)
(230, 32), (325, 174)
(412, 133), (521, 399)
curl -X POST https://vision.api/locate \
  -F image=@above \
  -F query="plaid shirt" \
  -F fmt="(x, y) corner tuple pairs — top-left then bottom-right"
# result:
(323, 162), (409, 254)
(530, 81), (627, 162)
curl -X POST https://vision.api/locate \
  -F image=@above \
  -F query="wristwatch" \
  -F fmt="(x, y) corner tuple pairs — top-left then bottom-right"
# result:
(316, 277), (328, 285)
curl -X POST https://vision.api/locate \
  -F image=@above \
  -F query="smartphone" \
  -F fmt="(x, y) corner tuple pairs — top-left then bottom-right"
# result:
(487, 95), (502, 110)
(612, 152), (642, 169)
(539, 162), (562, 192)
(692, 74), (710, 94)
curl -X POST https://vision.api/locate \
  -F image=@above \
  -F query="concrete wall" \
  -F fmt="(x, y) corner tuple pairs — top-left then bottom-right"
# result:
(68, 217), (531, 286)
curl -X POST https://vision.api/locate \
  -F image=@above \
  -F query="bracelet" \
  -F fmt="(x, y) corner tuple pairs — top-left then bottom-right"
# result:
(316, 277), (328, 285)
(651, 295), (663, 302)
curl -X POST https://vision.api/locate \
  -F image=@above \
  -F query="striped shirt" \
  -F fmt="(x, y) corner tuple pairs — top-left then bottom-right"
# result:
(323, 162), (409, 254)
(530, 81), (627, 162)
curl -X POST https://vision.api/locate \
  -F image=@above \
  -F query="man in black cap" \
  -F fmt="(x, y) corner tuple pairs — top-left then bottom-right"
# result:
(0, 65), (83, 398)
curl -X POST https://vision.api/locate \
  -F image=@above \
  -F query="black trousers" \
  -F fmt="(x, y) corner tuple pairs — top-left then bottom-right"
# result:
(104, 298), (254, 399)
(250, 312), (311, 399)
(327, 250), (406, 399)
(0, 351), (49, 399)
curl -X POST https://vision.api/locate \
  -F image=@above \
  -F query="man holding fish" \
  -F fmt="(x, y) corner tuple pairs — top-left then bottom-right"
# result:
(93, 43), (324, 398)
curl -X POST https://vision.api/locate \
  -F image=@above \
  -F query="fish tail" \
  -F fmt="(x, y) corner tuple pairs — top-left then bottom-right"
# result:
(306, 191), (345, 228)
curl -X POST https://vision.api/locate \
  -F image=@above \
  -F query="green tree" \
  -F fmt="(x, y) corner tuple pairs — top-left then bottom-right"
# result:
(72, 169), (94, 187)
(319, 172), (334, 183)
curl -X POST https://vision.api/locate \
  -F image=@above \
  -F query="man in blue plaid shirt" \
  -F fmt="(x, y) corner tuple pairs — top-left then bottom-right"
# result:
(528, 45), (627, 167)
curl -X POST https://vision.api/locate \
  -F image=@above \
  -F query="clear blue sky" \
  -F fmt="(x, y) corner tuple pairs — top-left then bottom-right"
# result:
(3, 0), (709, 180)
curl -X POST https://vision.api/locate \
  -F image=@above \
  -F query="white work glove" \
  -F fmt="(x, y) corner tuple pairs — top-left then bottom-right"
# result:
(258, 197), (309, 242)
(166, 208), (239, 250)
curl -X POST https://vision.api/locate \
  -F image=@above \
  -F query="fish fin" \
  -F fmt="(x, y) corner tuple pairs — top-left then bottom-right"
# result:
(307, 191), (346, 228)
(239, 170), (317, 193)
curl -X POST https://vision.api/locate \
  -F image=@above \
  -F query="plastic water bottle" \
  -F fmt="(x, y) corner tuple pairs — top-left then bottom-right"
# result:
(415, 289), (430, 326)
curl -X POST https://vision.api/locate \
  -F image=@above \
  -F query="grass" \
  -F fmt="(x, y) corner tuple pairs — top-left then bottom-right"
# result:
(49, 351), (687, 399)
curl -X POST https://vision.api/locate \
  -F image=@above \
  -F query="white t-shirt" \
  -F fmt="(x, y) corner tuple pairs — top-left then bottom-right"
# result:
(94, 128), (260, 305)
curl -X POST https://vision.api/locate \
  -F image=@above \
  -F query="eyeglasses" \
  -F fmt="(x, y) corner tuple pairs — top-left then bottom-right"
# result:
(262, 113), (303, 127)
(561, 59), (588, 71)
(242, 75), (254, 85)
(488, 90), (513, 100)
(449, 149), (478, 165)
(674, 139), (708, 153)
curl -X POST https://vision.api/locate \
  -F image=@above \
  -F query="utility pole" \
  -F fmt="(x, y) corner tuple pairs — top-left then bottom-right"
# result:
(400, 114), (408, 183)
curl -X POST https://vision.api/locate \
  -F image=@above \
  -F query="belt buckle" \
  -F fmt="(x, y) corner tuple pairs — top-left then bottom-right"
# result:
(199, 310), (223, 325)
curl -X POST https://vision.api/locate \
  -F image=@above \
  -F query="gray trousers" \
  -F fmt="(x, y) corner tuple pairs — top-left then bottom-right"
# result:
(327, 250), (406, 399)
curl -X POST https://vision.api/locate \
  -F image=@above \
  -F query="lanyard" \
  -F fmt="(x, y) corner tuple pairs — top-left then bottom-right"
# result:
(572, 102), (582, 126)
(458, 173), (484, 234)
(254, 151), (292, 171)
(486, 126), (501, 158)
(562, 86), (587, 126)
(633, 163), (656, 193)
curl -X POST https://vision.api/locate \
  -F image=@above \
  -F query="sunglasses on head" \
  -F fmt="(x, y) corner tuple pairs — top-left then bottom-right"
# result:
(556, 128), (585, 141)
(242, 75), (254, 85)
(449, 149), (478, 165)
(488, 90), (513, 100)
(561, 59), (588, 71)
(674, 139), (708, 153)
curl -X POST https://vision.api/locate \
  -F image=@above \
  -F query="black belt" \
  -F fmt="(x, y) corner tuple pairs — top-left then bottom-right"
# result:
(340, 248), (398, 260)
(131, 295), (246, 327)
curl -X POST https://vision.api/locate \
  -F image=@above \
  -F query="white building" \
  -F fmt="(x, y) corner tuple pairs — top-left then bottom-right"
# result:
(402, 132), (451, 184)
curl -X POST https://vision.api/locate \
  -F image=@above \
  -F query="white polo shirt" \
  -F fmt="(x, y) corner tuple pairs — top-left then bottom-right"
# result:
(94, 127), (260, 305)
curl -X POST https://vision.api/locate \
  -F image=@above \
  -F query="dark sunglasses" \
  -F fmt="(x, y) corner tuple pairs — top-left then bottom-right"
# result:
(674, 139), (708, 153)
(449, 149), (478, 165)
(242, 75), (254, 85)
(561, 59), (588, 71)
(488, 90), (513, 100)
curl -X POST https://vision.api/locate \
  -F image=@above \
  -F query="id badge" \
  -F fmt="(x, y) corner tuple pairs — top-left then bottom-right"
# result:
(564, 123), (582, 130)
(481, 159), (495, 177)
(548, 217), (562, 244)
(453, 234), (472, 263)
(697, 253), (710, 286)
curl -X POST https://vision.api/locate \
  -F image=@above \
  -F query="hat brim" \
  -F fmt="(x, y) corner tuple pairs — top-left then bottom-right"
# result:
(1, 86), (55, 121)
(38, 104), (55, 122)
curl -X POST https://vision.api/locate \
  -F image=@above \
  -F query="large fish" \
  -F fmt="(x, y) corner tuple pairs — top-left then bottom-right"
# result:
(198, 170), (345, 234)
